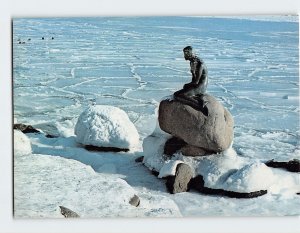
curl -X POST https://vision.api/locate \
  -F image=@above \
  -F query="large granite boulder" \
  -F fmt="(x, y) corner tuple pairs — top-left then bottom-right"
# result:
(158, 94), (234, 152)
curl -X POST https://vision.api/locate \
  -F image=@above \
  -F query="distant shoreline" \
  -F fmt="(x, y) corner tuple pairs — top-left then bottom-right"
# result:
(186, 15), (299, 23)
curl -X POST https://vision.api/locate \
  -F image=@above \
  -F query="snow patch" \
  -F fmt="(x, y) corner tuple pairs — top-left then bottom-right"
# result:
(195, 149), (246, 189)
(158, 160), (184, 178)
(142, 133), (171, 172)
(56, 120), (76, 137)
(14, 154), (139, 218)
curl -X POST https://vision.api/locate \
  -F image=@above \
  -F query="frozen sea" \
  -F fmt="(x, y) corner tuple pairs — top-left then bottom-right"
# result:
(13, 16), (300, 217)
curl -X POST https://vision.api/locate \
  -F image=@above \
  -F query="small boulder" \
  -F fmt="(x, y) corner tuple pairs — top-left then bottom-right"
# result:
(14, 123), (40, 134)
(75, 105), (139, 151)
(129, 195), (140, 207)
(164, 136), (210, 157)
(158, 94), (234, 152)
(59, 206), (80, 218)
(84, 145), (129, 152)
(135, 156), (144, 163)
(166, 163), (193, 194)
(164, 137), (187, 156)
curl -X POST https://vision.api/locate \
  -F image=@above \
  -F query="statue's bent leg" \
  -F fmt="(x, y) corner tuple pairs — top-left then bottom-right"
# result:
(195, 94), (209, 108)
(174, 88), (208, 114)
(175, 95), (200, 109)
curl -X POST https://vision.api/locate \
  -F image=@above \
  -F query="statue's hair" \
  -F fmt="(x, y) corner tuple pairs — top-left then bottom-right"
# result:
(183, 46), (193, 51)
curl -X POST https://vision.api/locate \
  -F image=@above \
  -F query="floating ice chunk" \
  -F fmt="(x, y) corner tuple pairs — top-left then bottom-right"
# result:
(259, 92), (277, 97)
(14, 130), (32, 155)
(49, 49), (60, 53)
(75, 105), (139, 150)
(222, 162), (275, 192)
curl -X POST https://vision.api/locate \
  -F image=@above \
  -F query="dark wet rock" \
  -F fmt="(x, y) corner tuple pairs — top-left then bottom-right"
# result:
(189, 175), (205, 191)
(135, 156), (144, 163)
(129, 195), (140, 207)
(287, 159), (300, 172)
(14, 123), (41, 134)
(180, 145), (210, 157)
(84, 145), (129, 152)
(224, 189), (267, 198)
(59, 206), (80, 218)
(265, 159), (300, 173)
(189, 175), (223, 195)
(151, 170), (159, 177)
(158, 95), (234, 152)
(166, 163), (193, 194)
(164, 137), (187, 156)
(190, 175), (267, 198)
(14, 123), (60, 138)
(164, 136), (212, 157)
(45, 134), (58, 138)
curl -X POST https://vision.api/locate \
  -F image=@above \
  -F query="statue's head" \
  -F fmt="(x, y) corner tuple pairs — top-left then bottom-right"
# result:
(183, 46), (193, 60)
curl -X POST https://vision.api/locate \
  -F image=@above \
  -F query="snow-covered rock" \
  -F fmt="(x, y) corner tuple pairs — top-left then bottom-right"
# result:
(221, 162), (275, 192)
(14, 130), (32, 155)
(75, 105), (139, 150)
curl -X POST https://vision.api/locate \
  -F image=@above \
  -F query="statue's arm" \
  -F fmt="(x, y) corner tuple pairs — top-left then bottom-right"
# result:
(192, 63), (203, 85)
(187, 62), (203, 88)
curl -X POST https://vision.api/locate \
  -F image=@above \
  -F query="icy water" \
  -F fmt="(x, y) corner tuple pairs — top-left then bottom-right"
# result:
(13, 17), (300, 217)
